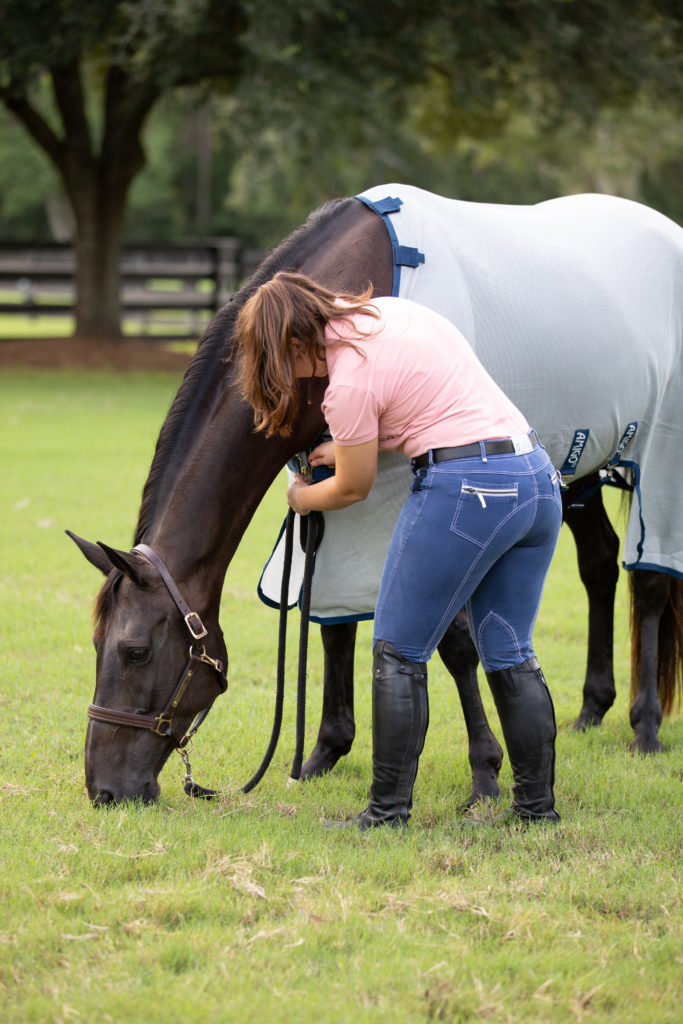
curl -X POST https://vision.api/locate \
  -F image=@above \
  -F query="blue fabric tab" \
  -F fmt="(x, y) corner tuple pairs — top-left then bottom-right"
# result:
(608, 421), (638, 466)
(372, 196), (404, 215)
(393, 245), (425, 268)
(560, 429), (590, 476)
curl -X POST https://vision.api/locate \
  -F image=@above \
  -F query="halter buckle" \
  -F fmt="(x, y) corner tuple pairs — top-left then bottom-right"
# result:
(152, 714), (173, 736)
(184, 611), (208, 640)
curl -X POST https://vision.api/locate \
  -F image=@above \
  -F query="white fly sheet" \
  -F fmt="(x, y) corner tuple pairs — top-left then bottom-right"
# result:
(260, 185), (683, 621)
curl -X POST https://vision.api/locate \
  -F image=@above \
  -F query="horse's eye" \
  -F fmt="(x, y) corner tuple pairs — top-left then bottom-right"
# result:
(127, 647), (150, 665)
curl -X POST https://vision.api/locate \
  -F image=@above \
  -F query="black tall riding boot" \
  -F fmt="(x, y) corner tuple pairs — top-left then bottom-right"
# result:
(486, 657), (560, 822)
(352, 640), (429, 829)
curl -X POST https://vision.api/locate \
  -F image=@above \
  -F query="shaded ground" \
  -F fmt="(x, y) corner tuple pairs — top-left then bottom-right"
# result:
(0, 336), (194, 372)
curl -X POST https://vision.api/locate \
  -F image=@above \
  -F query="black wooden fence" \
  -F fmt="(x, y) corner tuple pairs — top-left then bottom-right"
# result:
(0, 239), (265, 338)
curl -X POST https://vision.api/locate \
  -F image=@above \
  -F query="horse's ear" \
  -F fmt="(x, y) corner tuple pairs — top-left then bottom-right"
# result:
(95, 542), (149, 587)
(66, 530), (113, 576)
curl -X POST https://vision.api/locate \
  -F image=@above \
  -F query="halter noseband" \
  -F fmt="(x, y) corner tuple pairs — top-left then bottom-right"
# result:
(87, 543), (228, 748)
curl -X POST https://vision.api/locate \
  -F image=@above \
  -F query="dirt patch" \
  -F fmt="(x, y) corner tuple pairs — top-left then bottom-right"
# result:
(0, 336), (195, 372)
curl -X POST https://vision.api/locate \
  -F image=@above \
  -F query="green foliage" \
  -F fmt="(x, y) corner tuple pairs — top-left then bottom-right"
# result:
(213, 1), (683, 244)
(0, 1), (252, 333)
(0, 0), (247, 93)
(1, 367), (681, 1022)
(126, 90), (242, 241)
(0, 106), (60, 237)
(2, 0), (682, 251)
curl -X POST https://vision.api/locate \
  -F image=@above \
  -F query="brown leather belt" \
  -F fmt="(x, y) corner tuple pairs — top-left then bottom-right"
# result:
(411, 430), (539, 471)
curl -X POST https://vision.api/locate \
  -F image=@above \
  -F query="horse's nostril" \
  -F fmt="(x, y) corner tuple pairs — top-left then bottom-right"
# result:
(93, 789), (115, 807)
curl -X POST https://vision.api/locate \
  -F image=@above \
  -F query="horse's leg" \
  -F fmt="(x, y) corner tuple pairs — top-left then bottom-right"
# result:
(562, 479), (620, 729)
(300, 621), (357, 779)
(629, 569), (669, 754)
(437, 611), (504, 805)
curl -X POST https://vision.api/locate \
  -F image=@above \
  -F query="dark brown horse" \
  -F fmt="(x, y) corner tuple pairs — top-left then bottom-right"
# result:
(70, 191), (682, 805)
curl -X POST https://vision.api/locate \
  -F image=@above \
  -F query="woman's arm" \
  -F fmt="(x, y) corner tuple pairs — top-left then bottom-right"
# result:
(287, 439), (378, 514)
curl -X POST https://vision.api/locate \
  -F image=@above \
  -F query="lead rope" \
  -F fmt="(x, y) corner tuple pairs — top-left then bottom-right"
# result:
(181, 742), (218, 799)
(240, 509), (323, 794)
(240, 510), (294, 793)
(289, 510), (321, 782)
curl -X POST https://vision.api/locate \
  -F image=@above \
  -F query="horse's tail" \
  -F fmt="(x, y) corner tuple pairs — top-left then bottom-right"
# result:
(630, 575), (683, 717)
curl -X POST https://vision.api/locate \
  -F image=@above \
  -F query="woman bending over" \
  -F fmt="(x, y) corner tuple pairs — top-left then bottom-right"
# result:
(236, 272), (562, 828)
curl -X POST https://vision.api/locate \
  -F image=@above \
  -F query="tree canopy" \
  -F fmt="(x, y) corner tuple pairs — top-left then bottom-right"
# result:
(0, 0), (246, 335)
(1, 0), (681, 338)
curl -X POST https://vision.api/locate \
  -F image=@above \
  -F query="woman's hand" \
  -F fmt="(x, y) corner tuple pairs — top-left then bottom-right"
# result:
(286, 439), (378, 514)
(308, 441), (336, 469)
(286, 473), (311, 515)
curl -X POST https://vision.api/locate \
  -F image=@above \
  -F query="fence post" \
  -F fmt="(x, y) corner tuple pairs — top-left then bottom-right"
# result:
(212, 237), (242, 311)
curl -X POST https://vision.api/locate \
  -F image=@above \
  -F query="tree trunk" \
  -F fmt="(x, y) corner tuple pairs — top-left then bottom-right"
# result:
(47, 61), (153, 340)
(70, 179), (127, 340)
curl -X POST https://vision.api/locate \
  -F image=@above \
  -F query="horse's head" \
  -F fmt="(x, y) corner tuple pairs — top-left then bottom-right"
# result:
(66, 195), (387, 806)
(69, 533), (228, 805)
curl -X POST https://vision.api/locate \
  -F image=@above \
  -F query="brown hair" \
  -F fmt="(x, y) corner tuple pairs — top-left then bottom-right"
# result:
(235, 271), (379, 437)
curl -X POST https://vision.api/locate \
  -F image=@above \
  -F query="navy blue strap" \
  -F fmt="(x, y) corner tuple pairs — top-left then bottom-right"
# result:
(393, 244), (425, 268)
(566, 467), (634, 510)
(560, 429), (590, 477)
(355, 192), (425, 295)
(608, 421), (638, 466)
(360, 195), (403, 215)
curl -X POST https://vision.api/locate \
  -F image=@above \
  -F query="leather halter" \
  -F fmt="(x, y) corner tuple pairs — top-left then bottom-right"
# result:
(87, 544), (228, 748)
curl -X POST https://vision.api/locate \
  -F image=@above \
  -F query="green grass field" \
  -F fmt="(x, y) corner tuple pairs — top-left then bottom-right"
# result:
(1, 368), (681, 1023)
(0, 306), (211, 339)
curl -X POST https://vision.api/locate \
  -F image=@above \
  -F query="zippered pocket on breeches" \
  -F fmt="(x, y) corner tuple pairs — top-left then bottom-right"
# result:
(451, 481), (520, 546)
(461, 484), (519, 509)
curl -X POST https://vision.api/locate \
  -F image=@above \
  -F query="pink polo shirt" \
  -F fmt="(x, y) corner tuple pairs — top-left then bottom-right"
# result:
(322, 296), (529, 459)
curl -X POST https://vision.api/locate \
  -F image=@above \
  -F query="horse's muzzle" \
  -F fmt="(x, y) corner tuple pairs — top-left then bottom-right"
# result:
(90, 778), (161, 806)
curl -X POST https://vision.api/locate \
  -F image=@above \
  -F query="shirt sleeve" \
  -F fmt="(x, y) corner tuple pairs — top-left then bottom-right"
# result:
(321, 384), (380, 445)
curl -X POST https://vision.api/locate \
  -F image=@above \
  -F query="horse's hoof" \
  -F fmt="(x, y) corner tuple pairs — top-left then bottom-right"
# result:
(629, 736), (664, 755)
(572, 710), (603, 731)
(462, 798), (506, 825)
(467, 779), (502, 806)
(299, 746), (346, 780)
(286, 776), (302, 789)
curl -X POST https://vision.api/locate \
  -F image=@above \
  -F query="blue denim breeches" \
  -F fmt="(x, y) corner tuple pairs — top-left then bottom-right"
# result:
(373, 444), (562, 670)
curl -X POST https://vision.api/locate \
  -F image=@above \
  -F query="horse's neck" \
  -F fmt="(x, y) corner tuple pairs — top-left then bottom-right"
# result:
(139, 374), (327, 612)
(135, 194), (391, 611)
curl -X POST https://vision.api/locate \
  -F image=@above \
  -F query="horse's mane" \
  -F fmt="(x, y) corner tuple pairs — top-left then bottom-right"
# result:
(131, 196), (354, 546)
(91, 196), (354, 632)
